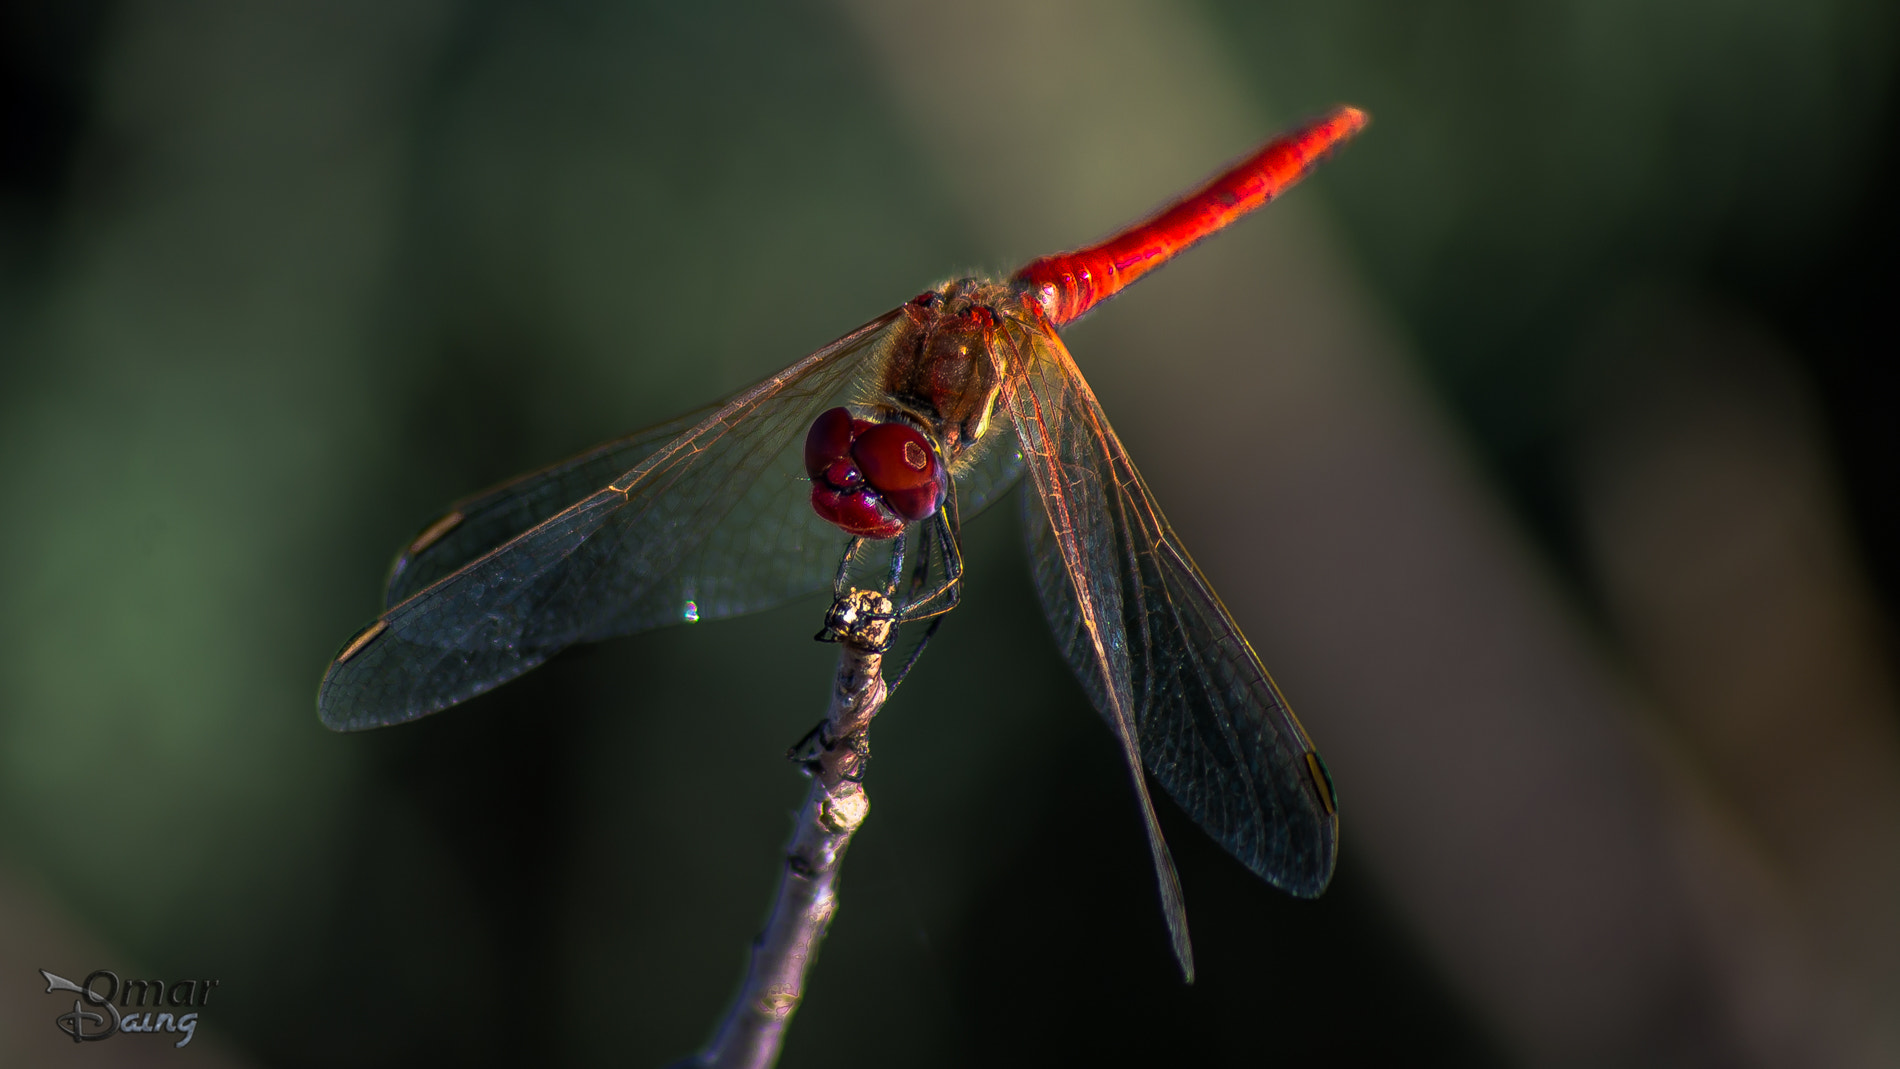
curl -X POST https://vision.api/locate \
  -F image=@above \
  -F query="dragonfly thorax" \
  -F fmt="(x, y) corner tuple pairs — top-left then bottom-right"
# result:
(878, 278), (1019, 461)
(801, 279), (1023, 540)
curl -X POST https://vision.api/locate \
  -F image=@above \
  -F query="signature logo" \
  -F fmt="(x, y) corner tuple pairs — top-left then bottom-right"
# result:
(39, 968), (218, 1049)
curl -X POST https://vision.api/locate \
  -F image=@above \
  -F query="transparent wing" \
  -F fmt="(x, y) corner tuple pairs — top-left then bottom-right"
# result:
(1001, 317), (1339, 979)
(948, 423), (1024, 523)
(320, 311), (902, 731)
(382, 405), (720, 607)
(385, 390), (1022, 611)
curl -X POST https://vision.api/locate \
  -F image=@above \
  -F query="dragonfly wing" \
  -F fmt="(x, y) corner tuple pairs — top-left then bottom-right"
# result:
(388, 352), (1022, 617)
(1000, 319), (1195, 979)
(319, 311), (901, 731)
(1004, 318), (1339, 976)
(383, 405), (720, 607)
(948, 423), (1025, 522)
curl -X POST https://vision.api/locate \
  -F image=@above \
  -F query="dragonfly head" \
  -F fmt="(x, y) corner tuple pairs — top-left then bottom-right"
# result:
(804, 406), (948, 539)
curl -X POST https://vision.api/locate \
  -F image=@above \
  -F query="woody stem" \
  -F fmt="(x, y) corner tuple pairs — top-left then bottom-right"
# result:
(675, 589), (893, 1069)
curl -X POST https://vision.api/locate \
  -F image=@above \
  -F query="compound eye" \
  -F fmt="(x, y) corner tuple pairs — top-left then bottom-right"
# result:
(806, 413), (946, 535)
(852, 423), (936, 492)
(852, 422), (946, 522)
(804, 407), (855, 478)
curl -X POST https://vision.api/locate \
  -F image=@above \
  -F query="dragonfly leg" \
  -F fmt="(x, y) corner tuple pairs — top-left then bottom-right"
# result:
(905, 538), (932, 603)
(817, 538), (904, 643)
(883, 514), (965, 692)
(831, 536), (866, 600)
(883, 531), (908, 597)
(896, 512), (964, 623)
(886, 611), (944, 691)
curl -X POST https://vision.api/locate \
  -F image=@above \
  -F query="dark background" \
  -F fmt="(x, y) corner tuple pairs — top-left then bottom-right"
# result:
(2, 1), (1895, 1066)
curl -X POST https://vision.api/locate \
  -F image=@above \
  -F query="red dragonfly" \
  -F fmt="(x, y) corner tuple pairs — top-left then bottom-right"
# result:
(321, 107), (1367, 979)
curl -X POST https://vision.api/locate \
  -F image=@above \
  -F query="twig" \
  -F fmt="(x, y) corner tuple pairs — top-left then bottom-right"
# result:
(675, 589), (894, 1069)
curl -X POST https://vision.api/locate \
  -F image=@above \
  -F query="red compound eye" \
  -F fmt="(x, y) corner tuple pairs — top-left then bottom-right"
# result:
(852, 422), (945, 522)
(803, 409), (947, 537)
(804, 407), (855, 479)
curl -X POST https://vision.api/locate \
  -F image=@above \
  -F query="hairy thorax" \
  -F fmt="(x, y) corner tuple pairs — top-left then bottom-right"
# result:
(870, 277), (1030, 466)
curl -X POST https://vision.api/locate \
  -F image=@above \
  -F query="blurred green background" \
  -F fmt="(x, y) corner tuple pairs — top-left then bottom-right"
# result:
(2, 1), (1896, 1066)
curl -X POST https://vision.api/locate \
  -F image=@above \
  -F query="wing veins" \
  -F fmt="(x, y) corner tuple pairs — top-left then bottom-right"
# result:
(1095, 428), (1275, 848)
(387, 310), (898, 618)
(1005, 320), (1195, 980)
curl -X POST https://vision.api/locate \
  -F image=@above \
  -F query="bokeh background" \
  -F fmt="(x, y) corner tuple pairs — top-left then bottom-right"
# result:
(3, 0), (1897, 1065)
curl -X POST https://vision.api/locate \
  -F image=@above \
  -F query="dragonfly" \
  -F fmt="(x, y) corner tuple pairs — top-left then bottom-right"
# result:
(320, 106), (1367, 981)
